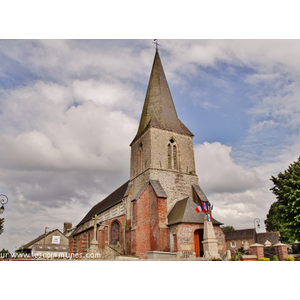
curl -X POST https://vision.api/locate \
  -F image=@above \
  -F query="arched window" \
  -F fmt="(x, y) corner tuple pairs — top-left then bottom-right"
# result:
(138, 142), (143, 174)
(168, 144), (171, 169)
(173, 145), (178, 169)
(111, 221), (120, 245)
(167, 138), (179, 170)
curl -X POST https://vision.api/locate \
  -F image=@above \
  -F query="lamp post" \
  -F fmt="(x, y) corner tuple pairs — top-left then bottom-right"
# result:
(0, 194), (8, 214)
(253, 218), (261, 243)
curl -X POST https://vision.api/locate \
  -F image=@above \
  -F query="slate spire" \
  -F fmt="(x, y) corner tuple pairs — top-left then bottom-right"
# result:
(131, 49), (193, 145)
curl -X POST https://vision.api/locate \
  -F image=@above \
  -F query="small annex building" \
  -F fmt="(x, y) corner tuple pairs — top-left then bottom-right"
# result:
(17, 228), (70, 259)
(69, 48), (226, 259)
(225, 229), (281, 252)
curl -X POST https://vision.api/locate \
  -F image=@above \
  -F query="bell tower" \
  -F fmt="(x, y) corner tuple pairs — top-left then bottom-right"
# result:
(129, 49), (200, 210)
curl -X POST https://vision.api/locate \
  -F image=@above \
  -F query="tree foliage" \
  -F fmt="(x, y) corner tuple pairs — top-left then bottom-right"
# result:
(265, 156), (300, 243)
(221, 225), (235, 233)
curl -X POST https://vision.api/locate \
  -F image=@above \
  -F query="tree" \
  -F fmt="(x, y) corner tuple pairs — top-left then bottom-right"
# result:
(0, 248), (10, 260)
(265, 156), (300, 243)
(221, 225), (235, 233)
(0, 218), (4, 235)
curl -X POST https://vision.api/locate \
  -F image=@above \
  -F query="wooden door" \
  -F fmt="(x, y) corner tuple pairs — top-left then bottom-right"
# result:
(194, 230), (200, 257)
(194, 229), (204, 257)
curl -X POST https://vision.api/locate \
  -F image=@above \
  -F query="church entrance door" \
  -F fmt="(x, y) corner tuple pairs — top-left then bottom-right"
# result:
(194, 229), (204, 257)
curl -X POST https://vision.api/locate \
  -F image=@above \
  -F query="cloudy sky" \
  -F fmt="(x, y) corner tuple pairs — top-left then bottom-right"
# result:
(1, 39), (300, 252)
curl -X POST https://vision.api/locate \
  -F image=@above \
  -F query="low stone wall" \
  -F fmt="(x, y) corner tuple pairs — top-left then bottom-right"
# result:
(147, 251), (177, 260)
(241, 255), (257, 261)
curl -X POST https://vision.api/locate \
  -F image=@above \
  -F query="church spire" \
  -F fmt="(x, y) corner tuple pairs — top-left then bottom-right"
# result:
(131, 49), (193, 145)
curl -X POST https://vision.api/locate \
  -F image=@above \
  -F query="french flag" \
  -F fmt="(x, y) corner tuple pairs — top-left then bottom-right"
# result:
(202, 202), (208, 213)
(196, 205), (201, 213)
(207, 213), (212, 222)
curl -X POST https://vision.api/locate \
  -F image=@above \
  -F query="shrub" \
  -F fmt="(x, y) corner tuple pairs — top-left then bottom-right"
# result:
(258, 258), (270, 261)
(212, 257), (222, 261)
(230, 256), (240, 261)
(285, 256), (295, 261)
(272, 255), (279, 261)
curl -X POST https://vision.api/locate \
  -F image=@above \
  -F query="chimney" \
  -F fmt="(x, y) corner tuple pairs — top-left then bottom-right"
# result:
(63, 222), (72, 234)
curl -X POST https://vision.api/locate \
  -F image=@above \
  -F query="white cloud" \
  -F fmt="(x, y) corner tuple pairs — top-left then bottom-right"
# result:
(1, 39), (300, 252)
(195, 142), (260, 194)
(194, 141), (283, 230)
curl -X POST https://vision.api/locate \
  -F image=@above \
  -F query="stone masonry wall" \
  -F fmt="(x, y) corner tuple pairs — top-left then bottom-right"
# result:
(171, 223), (226, 255)
(150, 128), (196, 175)
(130, 128), (196, 181)
(129, 126), (200, 213)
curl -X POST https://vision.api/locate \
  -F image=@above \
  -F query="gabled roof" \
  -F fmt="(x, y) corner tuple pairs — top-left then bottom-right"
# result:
(131, 49), (193, 145)
(76, 181), (129, 227)
(167, 197), (222, 226)
(192, 185), (209, 203)
(132, 180), (167, 201)
(18, 229), (66, 250)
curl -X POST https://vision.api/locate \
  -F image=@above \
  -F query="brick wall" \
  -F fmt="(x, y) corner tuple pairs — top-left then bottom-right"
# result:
(250, 244), (264, 260)
(69, 215), (125, 257)
(133, 185), (152, 258)
(274, 243), (288, 261)
(132, 184), (169, 258)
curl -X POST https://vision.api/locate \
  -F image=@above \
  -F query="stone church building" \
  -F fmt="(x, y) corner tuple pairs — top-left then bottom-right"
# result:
(69, 49), (226, 259)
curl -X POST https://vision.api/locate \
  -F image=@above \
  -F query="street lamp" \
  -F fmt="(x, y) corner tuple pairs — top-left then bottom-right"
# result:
(0, 194), (8, 214)
(253, 218), (261, 243)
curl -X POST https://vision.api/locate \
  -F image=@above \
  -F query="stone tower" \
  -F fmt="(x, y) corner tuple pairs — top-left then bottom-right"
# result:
(128, 49), (204, 210)
(125, 49), (219, 258)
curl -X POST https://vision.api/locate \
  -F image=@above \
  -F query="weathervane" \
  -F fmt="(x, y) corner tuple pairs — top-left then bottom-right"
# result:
(153, 39), (160, 50)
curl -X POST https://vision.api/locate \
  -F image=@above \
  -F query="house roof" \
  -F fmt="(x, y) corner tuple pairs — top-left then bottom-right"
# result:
(131, 49), (193, 145)
(257, 232), (280, 245)
(18, 229), (66, 251)
(167, 197), (223, 226)
(76, 181), (129, 227)
(224, 229), (255, 240)
(225, 229), (281, 245)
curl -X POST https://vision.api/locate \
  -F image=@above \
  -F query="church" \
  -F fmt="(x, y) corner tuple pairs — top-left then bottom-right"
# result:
(69, 47), (226, 259)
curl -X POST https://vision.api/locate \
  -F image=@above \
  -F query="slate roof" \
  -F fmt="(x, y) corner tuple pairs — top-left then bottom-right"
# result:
(131, 49), (193, 145)
(225, 229), (281, 245)
(18, 229), (66, 251)
(192, 185), (209, 203)
(132, 180), (167, 201)
(76, 181), (129, 227)
(257, 232), (280, 245)
(224, 229), (255, 240)
(167, 197), (223, 226)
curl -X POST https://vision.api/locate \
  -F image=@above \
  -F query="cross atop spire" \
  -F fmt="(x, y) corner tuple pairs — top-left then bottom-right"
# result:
(153, 39), (160, 50)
